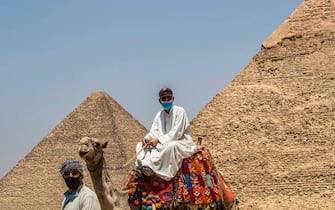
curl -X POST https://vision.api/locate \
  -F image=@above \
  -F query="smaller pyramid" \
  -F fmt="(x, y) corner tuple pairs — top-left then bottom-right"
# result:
(0, 91), (147, 210)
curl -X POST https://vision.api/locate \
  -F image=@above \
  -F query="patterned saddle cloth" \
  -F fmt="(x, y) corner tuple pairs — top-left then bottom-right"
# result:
(125, 146), (235, 209)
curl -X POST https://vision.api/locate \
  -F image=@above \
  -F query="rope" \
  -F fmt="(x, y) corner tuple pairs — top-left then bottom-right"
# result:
(122, 143), (149, 168)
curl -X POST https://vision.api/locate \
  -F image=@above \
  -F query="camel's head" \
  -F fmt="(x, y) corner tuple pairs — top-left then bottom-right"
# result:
(78, 136), (108, 166)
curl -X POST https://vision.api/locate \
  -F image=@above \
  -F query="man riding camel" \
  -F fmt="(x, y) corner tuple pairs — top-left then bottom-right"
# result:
(135, 87), (197, 181)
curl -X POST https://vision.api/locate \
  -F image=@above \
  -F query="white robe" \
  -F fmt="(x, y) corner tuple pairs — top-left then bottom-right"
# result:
(136, 105), (197, 181)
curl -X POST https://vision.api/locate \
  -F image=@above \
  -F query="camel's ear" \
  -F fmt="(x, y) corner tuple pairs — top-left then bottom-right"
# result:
(102, 141), (108, 148)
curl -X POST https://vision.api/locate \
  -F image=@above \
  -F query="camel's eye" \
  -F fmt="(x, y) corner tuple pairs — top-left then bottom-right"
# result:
(94, 144), (100, 150)
(80, 142), (88, 147)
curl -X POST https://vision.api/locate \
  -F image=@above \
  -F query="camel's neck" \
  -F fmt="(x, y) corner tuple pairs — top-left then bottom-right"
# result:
(87, 157), (115, 210)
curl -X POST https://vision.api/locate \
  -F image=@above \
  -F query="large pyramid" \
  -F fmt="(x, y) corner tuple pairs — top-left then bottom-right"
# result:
(0, 91), (147, 210)
(191, 0), (335, 209)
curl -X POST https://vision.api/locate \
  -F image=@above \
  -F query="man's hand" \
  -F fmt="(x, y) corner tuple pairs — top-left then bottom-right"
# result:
(149, 138), (160, 147)
(142, 137), (159, 147)
(142, 138), (148, 145)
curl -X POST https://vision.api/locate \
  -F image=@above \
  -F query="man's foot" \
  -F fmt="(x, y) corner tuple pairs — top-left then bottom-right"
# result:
(135, 166), (154, 177)
(135, 167), (143, 177)
(141, 166), (154, 176)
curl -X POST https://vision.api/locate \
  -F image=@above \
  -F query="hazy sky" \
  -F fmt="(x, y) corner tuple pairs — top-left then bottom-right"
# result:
(0, 0), (302, 179)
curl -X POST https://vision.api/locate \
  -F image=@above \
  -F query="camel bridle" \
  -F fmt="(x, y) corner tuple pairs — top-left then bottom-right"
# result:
(79, 138), (104, 172)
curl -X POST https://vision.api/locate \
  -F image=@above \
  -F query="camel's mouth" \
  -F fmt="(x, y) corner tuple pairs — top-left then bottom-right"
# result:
(79, 150), (95, 161)
(79, 150), (89, 157)
(84, 156), (94, 161)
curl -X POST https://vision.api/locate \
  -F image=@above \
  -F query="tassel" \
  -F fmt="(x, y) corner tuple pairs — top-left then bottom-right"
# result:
(206, 174), (213, 188)
(197, 174), (205, 187)
(182, 159), (190, 174)
(183, 159), (193, 190)
(203, 161), (209, 174)
(194, 158), (201, 174)
(185, 174), (193, 191)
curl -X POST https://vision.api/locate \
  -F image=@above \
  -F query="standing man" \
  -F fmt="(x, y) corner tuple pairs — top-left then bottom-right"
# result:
(60, 160), (101, 210)
(136, 87), (197, 181)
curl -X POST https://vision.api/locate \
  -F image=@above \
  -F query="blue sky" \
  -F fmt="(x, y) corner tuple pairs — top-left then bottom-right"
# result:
(0, 0), (303, 178)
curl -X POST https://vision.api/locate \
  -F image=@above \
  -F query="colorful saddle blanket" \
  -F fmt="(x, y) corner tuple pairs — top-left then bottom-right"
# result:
(125, 146), (235, 209)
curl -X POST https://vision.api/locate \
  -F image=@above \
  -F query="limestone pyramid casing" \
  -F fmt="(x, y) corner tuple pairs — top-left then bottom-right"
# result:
(191, 0), (335, 209)
(0, 91), (147, 210)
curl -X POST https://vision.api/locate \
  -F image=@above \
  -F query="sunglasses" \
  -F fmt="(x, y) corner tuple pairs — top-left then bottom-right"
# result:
(63, 170), (81, 178)
(160, 96), (172, 101)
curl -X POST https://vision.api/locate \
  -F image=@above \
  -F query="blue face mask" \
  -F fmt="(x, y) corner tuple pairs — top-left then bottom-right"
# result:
(161, 101), (173, 110)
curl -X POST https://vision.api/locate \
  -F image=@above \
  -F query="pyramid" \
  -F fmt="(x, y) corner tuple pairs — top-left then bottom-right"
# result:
(0, 91), (147, 210)
(191, 0), (335, 209)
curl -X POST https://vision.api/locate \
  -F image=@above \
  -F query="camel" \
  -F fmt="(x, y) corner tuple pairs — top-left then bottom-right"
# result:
(78, 136), (135, 210)
(78, 136), (238, 210)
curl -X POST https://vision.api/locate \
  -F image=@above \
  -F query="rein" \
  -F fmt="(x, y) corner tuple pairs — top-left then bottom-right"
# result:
(82, 138), (104, 172)
(122, 143), (149, 168)
(82, 138), (149, 171)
